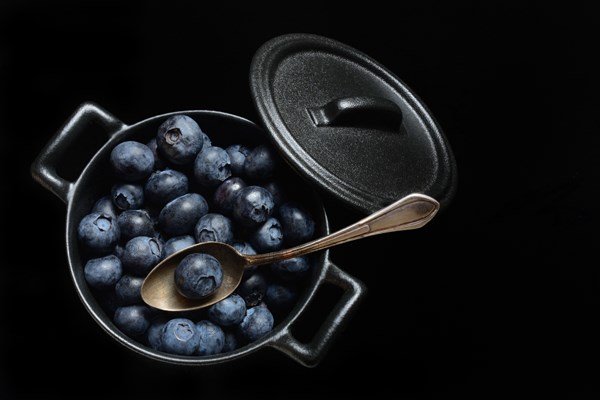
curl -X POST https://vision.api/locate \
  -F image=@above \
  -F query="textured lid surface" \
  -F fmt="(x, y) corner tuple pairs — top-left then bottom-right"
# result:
(250, 33), (456, 214)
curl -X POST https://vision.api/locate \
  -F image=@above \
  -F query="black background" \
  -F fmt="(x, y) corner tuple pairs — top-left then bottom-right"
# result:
(1, 1), (598, 398)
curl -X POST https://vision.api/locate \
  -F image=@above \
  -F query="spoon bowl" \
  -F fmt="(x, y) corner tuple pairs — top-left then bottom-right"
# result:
(141, 192), (440, 312)
(141, 241), (250, 312)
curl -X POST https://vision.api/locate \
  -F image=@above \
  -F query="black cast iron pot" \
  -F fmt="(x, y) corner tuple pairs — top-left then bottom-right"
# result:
(30, 33), (456, 368)
(31, 101), (367, 367)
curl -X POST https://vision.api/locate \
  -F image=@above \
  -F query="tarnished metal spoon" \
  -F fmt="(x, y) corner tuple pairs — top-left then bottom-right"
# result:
(141, 193), (440, 312)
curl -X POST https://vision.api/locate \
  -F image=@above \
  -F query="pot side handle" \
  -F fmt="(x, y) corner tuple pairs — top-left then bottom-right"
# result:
(269, 260), (367, 368)
(30, 102), (126, 204)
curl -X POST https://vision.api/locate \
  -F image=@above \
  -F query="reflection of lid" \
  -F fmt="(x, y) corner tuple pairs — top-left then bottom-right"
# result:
(250, 33), (457, 214)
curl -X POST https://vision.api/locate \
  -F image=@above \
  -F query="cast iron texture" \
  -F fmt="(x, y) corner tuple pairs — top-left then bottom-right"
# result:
(250, 33), (457, 215)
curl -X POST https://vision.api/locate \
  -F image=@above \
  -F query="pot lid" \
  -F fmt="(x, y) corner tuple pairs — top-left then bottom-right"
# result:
(250, 33), (457, 214)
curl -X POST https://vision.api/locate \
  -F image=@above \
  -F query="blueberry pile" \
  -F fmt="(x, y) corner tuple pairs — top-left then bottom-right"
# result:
(77, 114), (316, 357)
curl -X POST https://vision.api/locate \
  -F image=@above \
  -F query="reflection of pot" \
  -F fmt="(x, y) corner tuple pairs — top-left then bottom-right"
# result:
(31, 102), (367, 367)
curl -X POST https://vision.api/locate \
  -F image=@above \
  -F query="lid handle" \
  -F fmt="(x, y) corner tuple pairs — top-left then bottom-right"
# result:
(307, 96), (403, 131)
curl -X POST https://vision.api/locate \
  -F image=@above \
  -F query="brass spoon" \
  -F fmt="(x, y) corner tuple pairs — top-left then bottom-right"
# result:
(141, 193), (440, 312)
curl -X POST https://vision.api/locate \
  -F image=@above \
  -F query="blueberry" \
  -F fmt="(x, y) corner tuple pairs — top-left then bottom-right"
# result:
(156, 114), (205, 165)
(146, 314), (169, 350)
(110, 140), (155, 182)
(195, 320), (225, 356)
(159, 193), (209, 237)
(231, 240), (257, 256)
(111, 183), (144, 211)
(225, 144), (251, 176)
(116, 209), (155, 242)
(243, 144), (279, 181)
(237, 303), (274, 343)
(91, 195), (119, 219)
(160, 317), (200, 355)
(207, 293), (247, 327)
(262, 180), (287, 207)
(193, 145), (232, 188)
(121, 236), (163, 276)
(222, 330), (238, 353)
(114, 274), (144, 305)
(232, 185), (274, 228)
(249, 217), (283, 252)
(175, 253), (223, 299)
(265, 283), (298, 315)
(236, 272), (267, 307)
(232, 240), (258, 278)
(113, 305), (152, 337)
(145, 137), (167, 170)
(270, 256), (311, 282)
(194, 213), (234, 244)
(113, 244), (125, 259)
(277, 201), (316, 246)
(162, 235), (195, 259)
(83, 254), (123, 289)
(200, 131), (212, 148)
(212, 177), (246, 215)
(78, 212), (120, 254)
(144, 168), (189, 207)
